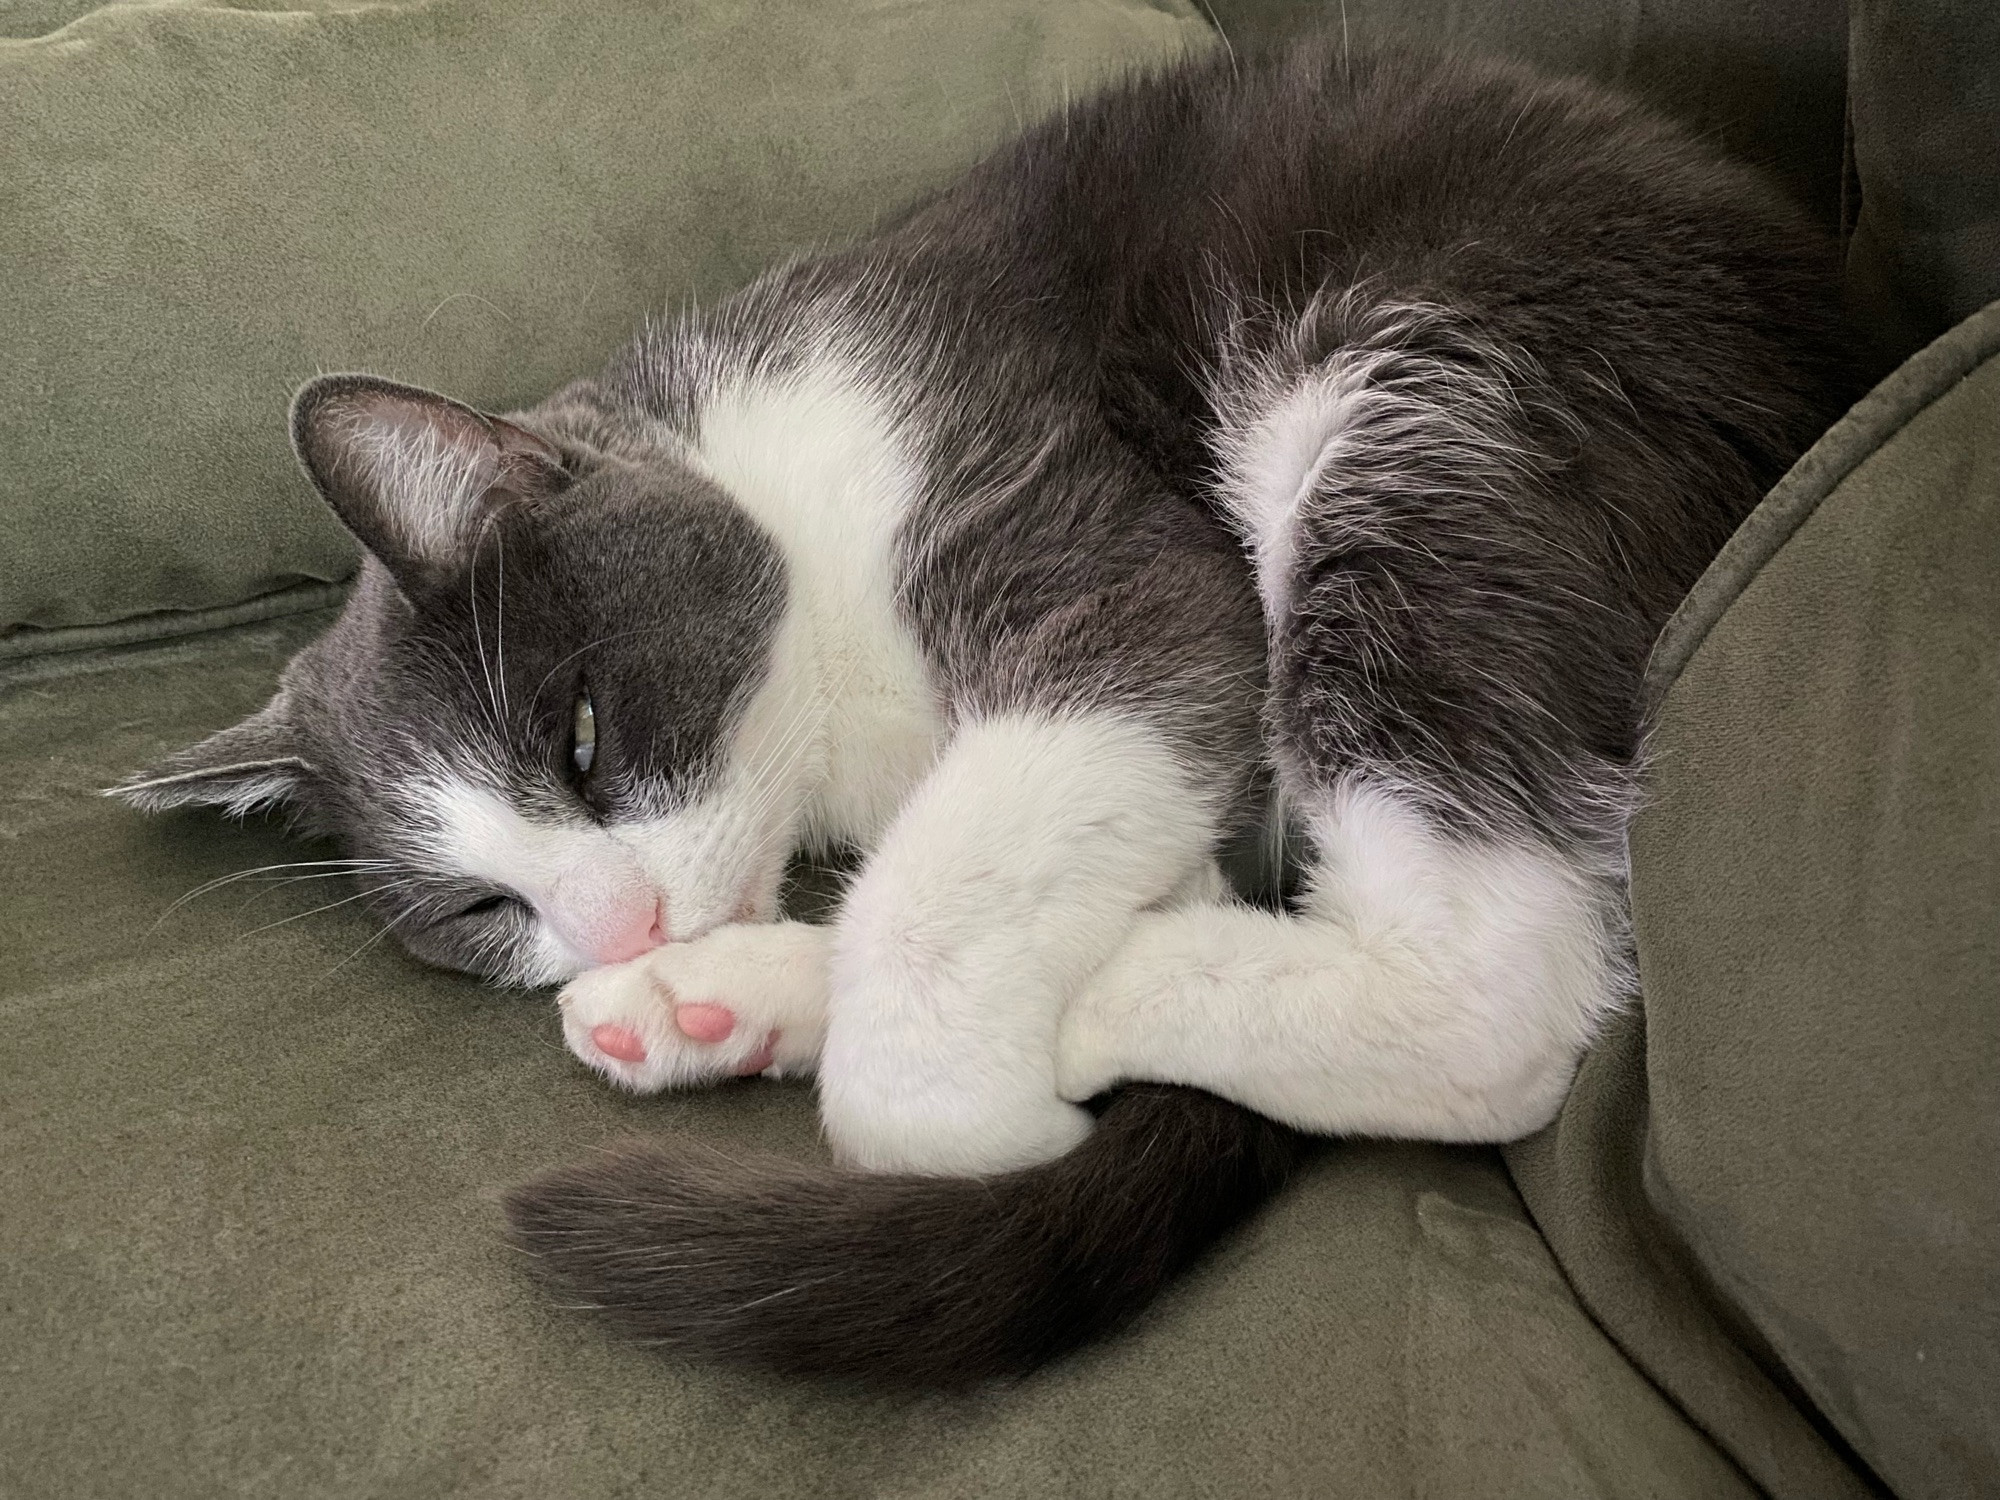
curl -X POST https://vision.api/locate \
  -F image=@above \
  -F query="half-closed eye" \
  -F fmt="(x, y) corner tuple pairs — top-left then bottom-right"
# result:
(452, 892), (520, 921)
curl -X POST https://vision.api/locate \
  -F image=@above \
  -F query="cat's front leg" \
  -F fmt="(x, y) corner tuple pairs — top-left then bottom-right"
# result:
(558, 921), (831, 1091)
(820, 710), (1216, 1175)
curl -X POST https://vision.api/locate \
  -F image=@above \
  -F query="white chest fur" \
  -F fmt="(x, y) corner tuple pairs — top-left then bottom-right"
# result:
(686, 357), (942, 848)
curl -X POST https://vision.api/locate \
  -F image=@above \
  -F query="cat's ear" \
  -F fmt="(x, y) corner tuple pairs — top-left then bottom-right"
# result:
(290, 374), (565, 584)
(108, 691), (312, 817)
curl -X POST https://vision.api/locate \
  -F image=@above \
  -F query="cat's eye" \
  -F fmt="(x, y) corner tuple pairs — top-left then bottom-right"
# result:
(571, 690), (596, 776)
(452, 892), (518, 921)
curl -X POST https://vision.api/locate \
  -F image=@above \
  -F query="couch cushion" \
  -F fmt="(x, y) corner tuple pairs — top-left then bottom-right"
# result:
(1844, 0), (2000, 365)
(0, 619), (1754, 1498)
(1512, 300), (2000, 1500)
(0, 0), (1207, 650)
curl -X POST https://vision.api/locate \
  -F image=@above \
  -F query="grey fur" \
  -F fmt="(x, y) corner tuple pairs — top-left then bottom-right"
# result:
(118, 40), (1855, 1381)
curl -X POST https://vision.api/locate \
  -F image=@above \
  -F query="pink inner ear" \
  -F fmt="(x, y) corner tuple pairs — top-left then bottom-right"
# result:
(299, 377), (570, 561)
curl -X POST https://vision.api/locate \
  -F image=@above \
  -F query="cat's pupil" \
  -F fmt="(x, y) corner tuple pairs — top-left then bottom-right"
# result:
(572, 690), (596, 776)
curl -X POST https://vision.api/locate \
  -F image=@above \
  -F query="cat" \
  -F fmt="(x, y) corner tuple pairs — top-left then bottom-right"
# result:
(116, 39), (1854, 1384)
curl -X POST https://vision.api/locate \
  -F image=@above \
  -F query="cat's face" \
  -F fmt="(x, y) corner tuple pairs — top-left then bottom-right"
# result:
(117, 374), (808, 985)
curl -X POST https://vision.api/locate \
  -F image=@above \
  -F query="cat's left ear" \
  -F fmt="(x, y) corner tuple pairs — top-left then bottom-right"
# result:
(108, 691), (312, 817)
(289, 373), (566, 586)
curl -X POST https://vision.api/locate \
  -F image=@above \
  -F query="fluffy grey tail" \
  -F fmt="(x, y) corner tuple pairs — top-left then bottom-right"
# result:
(503, 1086), (1299, 1385)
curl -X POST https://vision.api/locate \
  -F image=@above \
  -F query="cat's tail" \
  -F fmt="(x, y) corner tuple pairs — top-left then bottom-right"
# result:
(503, 1085), (1299, 1385)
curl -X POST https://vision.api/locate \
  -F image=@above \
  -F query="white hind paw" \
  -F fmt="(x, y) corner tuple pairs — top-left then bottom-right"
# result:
(558, 921), (831, 1092)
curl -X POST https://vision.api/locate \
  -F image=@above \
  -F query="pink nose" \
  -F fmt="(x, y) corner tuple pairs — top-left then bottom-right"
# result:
(595, 900), (668, 964)
(590, 1024), (647, 1063)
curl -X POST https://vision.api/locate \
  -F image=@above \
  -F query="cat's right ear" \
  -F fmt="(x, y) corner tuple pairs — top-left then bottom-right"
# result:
(107, 691), (311, 817)
(290, 374), (565, 586)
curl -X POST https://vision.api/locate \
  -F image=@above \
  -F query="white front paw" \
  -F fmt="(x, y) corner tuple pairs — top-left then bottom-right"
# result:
(1054, 975), (1134, 1103)
(557, 921), (831, 1093)
(817, 1049), (1095, 1175)
(1055, 934), (1169, 1103)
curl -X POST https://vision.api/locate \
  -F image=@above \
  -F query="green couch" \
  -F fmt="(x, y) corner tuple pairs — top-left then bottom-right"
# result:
(3, 2), (1994, 1495)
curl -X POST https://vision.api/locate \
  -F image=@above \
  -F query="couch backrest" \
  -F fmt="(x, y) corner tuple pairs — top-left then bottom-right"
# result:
(0, 0), (1209, 656)
(1844, 0), (2000, 365)
(1617, 302), (1996, 1500)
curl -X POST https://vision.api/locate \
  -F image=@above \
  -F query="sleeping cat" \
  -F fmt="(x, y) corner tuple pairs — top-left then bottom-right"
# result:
(117, 40), (1852, 1383)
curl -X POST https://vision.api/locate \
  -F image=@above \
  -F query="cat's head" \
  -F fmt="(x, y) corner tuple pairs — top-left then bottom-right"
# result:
(114, 374), (812, 985)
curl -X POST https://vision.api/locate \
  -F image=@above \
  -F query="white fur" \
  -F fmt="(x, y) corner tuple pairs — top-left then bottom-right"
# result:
(559, 709), (1218, 1174)
(111, 760), (304, 819)
(819, 710), (1216, 1174)
(404, 775), (658, 983)
(682, 358), (941, 848)
(1215, 359), (1376, 614)
(559, 920), (832, 1089)
(1211, 292), (1559, 621)
(1056, 775), (1624, 1140)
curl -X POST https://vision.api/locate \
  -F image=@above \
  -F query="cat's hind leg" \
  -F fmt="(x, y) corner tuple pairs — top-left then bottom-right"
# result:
(1057, 776), (1628, 1139)
(1090, 289), (1651, 1137)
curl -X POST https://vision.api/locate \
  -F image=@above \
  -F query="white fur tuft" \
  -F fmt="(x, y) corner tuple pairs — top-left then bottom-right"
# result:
(340, 409), (498, 562)
(1209, 290), (1568, 620)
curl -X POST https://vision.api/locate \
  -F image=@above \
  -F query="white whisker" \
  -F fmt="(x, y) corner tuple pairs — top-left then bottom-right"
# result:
(152, 859), (398, 932)
(238, 879), (422, 939)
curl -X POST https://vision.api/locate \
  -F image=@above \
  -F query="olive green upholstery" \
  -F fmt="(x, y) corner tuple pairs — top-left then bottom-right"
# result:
(1843, 0), (2000, 366)
(1510, 299), (2000, 1500)
(0, 0), (1207, 647)
(0, 631), (1752, 1494)
(4, 0), (1993, 1495)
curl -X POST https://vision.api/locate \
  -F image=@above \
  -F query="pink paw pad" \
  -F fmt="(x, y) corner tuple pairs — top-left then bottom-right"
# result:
(589, 1023), (647, 1064)
(675, 1003), (736, 1044)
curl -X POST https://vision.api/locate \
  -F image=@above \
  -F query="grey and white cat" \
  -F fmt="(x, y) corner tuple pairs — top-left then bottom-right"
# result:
(119, 42), (1852, 1382)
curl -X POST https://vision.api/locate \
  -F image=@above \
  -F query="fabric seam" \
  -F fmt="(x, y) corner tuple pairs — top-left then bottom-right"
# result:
(0, 580), (354, 665)
(1641, 297), (2000, 717)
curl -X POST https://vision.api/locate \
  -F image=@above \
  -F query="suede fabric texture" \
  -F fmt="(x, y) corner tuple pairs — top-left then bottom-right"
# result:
(0, 621), (1755, 1498)
(0, 0), (1210, 647)
(1843, 0), (2000, 367)
(1509, 301), (2000, 1500)
(1639, 307), (2000, 1499)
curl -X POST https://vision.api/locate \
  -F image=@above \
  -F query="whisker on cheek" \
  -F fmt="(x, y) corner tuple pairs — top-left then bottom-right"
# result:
(238, 879), (424, 939)
(152, 858), (400, 933)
